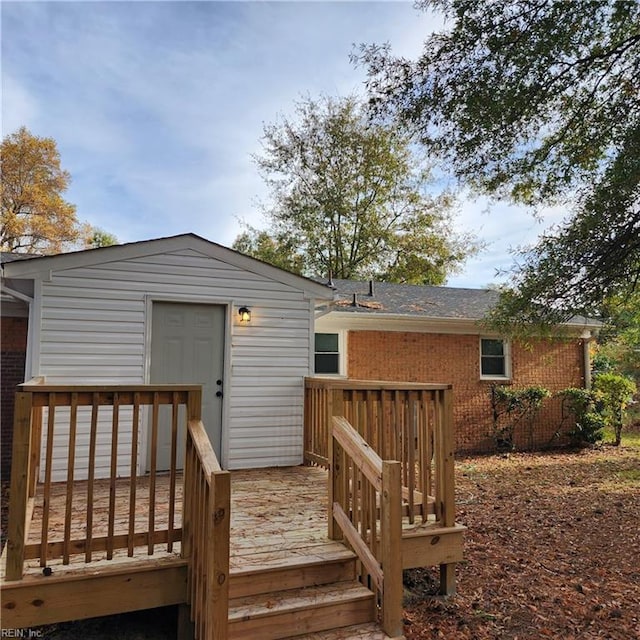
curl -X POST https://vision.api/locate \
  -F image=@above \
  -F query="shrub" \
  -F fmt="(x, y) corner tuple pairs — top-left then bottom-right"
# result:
(557, 387), (605, 446)
(490, 385), (551, 452)
(593, 372), (637, 446)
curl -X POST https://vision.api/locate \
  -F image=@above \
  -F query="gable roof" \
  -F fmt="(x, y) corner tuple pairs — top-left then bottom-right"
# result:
(320, 278), (600, 329)
(1, 233), (334, 301)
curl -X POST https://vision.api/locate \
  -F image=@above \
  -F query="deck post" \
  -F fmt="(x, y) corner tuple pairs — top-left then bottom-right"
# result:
(209, 470), (230, 640)
(381, 460), (403, 638)
(328, 389), (344, 540)
(6, 391), (34, 581)
(187, 388), (202, 422)
(439, 387), (457, 595)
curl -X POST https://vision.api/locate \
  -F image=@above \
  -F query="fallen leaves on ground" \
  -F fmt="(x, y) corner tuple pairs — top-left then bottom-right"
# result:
(403, 444), (640, 640)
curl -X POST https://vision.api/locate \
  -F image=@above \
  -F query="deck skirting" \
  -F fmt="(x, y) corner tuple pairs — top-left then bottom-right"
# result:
(1, 557), (188, 628)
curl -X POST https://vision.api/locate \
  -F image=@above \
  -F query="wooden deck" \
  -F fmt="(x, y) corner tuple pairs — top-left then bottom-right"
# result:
(15, 465), (459, 576)
(6, 466), (332, 576)
(2, 380), (464, 638)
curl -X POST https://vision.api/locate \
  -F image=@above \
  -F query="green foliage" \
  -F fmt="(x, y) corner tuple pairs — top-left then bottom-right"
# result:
(593, 372), (637, 446)
(595, 290), (640, 386)
(232, 227), (304, 274)
(357, 0), (640, 327)
(489, 384), (550, 452)
(85, 228), (118, 249)
(556, 388), (605, 446)
(237, 95), (476, 282)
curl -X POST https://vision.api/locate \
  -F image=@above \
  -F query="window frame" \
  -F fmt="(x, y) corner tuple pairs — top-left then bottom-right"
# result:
(479, 337), (511, 380)
(313, 331), (345, 376)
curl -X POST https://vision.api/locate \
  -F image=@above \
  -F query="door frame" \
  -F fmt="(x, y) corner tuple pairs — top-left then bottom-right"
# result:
(140, 294), (233, 472)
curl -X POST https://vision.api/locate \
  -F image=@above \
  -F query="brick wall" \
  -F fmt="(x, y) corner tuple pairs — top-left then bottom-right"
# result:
(1, 317), (28, 480)
(347, 330), (585, 453)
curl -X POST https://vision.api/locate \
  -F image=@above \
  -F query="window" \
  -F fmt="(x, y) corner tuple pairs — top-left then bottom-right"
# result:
(315, 333), (340, 374)
(480, 338), (510, 379)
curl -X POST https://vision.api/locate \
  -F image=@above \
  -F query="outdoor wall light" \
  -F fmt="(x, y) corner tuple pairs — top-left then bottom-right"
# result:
(238, 306), (251, 323)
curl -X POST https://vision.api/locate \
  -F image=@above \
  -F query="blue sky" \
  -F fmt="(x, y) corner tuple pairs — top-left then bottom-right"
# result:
(2, 0), (565, 288)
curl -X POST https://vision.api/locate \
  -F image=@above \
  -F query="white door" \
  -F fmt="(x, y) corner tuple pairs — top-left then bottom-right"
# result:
(149, 302), (225, 470)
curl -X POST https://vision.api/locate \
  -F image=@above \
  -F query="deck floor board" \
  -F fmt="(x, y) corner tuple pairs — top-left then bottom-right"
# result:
(12, 466), (331, 577)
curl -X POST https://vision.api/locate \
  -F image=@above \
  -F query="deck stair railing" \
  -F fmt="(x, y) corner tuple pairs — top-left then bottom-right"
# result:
(183, 417), (230, 640)
(305, 378), (456, 530)
(329, 414), (403, 638)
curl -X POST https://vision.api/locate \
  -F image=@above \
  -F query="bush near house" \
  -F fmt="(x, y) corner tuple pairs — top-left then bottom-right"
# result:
(556, 387), (606, 446)
(592, 372), (637, 446)
(489, 385), (550, 452)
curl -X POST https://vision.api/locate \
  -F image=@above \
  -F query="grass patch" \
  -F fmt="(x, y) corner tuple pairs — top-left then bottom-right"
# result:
(601, 425), (640, 448)
(616, 468), (640, 483)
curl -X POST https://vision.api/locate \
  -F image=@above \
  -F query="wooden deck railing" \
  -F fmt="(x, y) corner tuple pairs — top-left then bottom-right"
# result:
(329, 415), (403, 638)
(305, 378), (456, 529)
(5, 380), (200, 579)
(183, 418), (230, 640)
(5, 379), (231, 638)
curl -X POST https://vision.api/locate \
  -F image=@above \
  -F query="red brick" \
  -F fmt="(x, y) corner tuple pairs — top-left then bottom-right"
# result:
(1, 317), (28, 479)
(347, 331), (585, 452)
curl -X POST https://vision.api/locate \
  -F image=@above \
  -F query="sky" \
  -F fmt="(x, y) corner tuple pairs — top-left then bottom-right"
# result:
(2, 0), (567, 288)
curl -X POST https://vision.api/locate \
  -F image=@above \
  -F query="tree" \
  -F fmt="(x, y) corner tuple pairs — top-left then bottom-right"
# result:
(234, 95), (474, 283)
(594, 290), (640, 387)
(1, 127), (83, 253)
(357, 0), (640, 325)
(593, 372), (637, 446)
(233, 227), (305, 274)
(84, 227), (118, 249)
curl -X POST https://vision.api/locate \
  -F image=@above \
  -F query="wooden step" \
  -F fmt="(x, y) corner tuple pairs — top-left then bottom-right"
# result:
(401, 523), (466, 569)
(294, 622), (393, 639)
(230, 544), (357, 599)
(228, 580), (376, 640)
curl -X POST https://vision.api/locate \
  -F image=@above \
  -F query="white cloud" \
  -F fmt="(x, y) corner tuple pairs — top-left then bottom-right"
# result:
(1, 73), (39, 133)
(2, 1), (559, 288)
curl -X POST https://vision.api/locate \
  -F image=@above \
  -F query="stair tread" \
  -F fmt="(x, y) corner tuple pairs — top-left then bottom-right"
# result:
(231, 542), (356, 576)
(229, 580), (374, 621)
(293, 622), (392, 639)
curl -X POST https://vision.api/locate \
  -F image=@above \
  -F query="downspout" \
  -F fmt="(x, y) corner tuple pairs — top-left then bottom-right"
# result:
(582, 332), (594, 390)
(0, 283), (34, 381)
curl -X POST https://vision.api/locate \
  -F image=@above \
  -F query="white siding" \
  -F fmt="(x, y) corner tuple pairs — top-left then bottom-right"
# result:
(37, 248), (315, 478)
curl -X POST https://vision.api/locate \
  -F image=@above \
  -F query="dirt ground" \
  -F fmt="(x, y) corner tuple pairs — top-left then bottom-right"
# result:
(403, 441), (640, 639)
(2, 438), (639, 639)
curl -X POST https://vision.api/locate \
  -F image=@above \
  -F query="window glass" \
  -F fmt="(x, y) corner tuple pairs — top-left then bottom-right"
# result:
(315, 333), (340, 374)
(315, 353), (340, 374)
(481, 339), (504, 357)
(481, 338), (507, 377)
(315, 333), (339, 353)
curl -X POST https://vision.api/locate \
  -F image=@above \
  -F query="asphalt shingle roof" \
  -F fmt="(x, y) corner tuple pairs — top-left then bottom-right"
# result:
(320, 278), (500, 320)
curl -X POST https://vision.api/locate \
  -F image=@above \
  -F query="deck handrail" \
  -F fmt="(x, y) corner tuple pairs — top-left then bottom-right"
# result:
(304, 378), (456, 529)
(329, 415), (403, 638)
(183, 419), (230, 640)
(4, 380), (201, 580)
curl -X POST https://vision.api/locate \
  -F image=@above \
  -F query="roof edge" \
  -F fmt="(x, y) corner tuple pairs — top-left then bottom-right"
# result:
(1, 233), (334, 300)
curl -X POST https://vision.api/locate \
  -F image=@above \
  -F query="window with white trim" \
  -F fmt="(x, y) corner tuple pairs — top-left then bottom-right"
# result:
(480, 338), (510, 379)
(314, 332), (341, 375)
